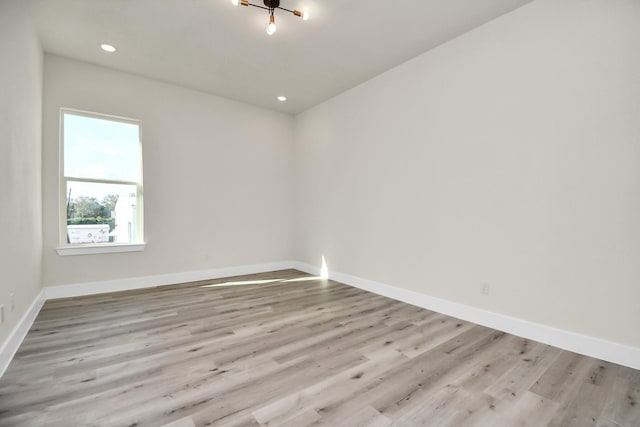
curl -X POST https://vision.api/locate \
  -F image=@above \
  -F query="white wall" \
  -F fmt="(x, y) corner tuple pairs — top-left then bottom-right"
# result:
(42, 56), (294, 286)
(294, 0), (640, 348)
(0, 2), (43, 344)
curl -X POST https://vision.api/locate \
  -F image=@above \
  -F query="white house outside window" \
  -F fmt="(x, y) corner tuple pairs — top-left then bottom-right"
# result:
(57, 109), (144, 256)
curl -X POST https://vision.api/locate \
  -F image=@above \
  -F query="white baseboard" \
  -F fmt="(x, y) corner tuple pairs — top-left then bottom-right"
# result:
(44, 261), (298, 299)
(0, 289), (46, 378)
(293, 262), (640, 370)
(1, 261), (299, 378)
(3, 260), (638, 380)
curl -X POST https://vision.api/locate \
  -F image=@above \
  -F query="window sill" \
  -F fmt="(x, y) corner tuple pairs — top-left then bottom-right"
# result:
(56, 243), (146, 256)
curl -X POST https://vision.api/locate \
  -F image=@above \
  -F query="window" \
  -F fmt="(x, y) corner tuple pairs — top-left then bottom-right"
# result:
(57, 109), (144, 255)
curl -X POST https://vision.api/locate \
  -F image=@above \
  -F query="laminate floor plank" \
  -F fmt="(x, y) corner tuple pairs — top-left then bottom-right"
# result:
(0, 269), (638, 426)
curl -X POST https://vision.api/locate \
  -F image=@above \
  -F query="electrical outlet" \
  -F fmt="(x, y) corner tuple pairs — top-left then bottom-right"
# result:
(480, 282), (491, 295)
(0, 305), (4, 324)
(10, 293), (14, 312)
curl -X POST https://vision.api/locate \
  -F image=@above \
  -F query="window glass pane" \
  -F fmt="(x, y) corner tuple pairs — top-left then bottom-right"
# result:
(66, 181), (138, 244)
(63, 113), (140, 182)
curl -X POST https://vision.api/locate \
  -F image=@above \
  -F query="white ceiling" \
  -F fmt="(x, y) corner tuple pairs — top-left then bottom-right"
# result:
(31, 0), (534, 114)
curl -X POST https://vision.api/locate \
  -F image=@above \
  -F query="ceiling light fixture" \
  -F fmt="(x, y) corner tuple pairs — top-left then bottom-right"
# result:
(232, 0), (309, 35)
(100, 43), (117, 53)
(277, 96), (287, 102)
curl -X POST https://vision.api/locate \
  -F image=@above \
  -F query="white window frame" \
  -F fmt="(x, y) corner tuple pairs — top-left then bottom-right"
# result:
(56, 108), (145, 256)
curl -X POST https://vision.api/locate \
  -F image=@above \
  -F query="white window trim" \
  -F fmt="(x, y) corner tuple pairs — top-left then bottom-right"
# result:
(56, 243), (146, 256)
(58, 108), (145, 255)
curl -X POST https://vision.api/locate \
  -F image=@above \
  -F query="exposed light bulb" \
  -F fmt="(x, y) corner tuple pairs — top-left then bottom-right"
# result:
(266, 15), (276, 35)
(231, 0), (238, 5)
(294, 9), (309, 20)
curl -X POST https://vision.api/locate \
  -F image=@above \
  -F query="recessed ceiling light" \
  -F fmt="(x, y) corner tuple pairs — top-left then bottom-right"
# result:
(100, 43), (117, 53)
(277, 96), (287, 102)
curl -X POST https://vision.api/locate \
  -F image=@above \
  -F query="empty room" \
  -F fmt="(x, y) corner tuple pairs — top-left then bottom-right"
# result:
(0, 0), (639, 425)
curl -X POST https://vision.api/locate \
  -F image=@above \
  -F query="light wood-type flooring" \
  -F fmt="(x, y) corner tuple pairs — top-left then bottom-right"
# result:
(0, 269), (638, 426)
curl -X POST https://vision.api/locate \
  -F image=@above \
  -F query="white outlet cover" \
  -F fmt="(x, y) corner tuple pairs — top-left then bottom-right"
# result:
(481, 282), (491, 295)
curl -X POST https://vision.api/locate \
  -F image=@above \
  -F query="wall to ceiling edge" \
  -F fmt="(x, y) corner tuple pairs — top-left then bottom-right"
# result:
(41, 55), (296, 287)
(294, 0), (640, 350)
(2, 0), (640, 370)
